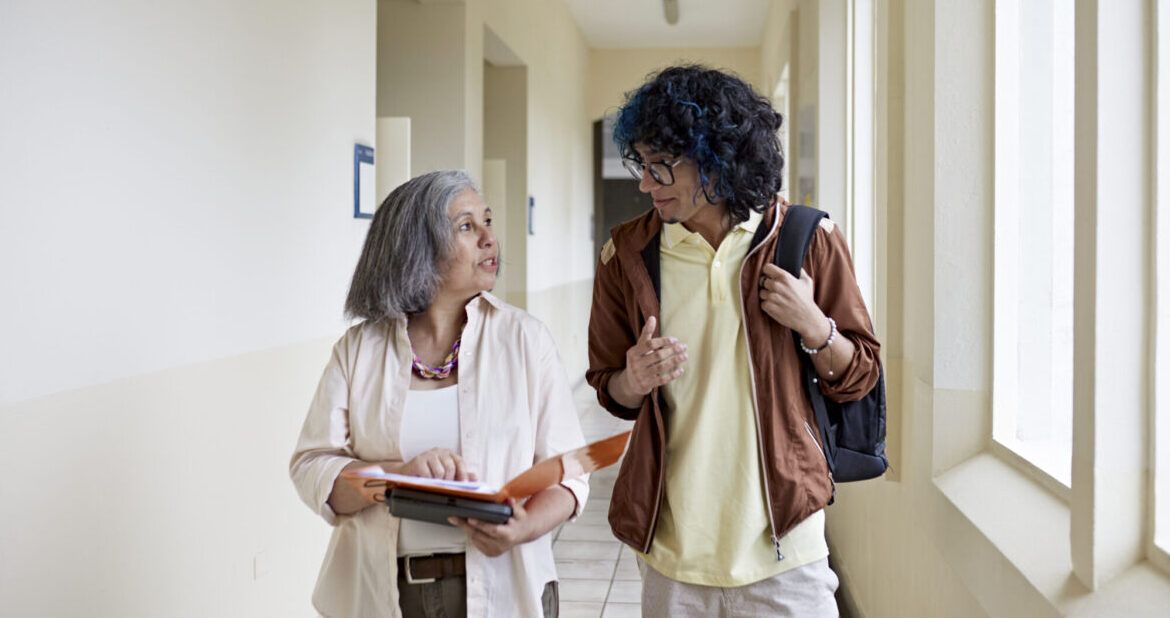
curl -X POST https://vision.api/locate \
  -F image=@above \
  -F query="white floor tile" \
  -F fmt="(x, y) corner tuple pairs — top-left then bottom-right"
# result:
(556, 559), (618, 579)
(558, 578), (612, 603)
(558, 524), (616, 542)
(561, 601), (605, 618)
(613, 558), (642, 581)
(601, 602), (642, 618)
(606, 580), (642, 604)
(583, 499), (612, 514)
(572, 509), (610, 526)
(554, 540), (623, 560)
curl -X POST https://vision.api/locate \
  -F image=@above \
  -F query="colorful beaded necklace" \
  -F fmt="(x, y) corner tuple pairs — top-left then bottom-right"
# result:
(411, 338), (461, 380)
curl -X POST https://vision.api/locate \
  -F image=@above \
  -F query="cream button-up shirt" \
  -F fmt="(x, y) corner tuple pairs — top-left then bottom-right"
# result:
(290, 293), (589, 618)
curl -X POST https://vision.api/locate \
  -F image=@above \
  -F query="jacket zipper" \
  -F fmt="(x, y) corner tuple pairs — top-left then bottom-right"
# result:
(737, 212), (785, 561)
(641, 397), (666, 554)
(800, 419), (837, 500)
(804, 421), (835, 485)
(803, 421), (826, 459)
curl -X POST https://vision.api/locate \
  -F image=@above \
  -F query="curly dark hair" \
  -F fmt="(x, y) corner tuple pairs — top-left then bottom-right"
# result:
(612, 65), (784, 224)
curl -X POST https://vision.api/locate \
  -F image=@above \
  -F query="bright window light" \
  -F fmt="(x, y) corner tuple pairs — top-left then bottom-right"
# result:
(992, 0), (1075, 488)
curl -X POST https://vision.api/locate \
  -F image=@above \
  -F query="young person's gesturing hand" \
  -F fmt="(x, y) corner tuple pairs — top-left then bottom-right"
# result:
(607, 316), (688, 408)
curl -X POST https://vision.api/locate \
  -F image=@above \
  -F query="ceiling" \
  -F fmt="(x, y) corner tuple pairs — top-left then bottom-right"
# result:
(562, 0), (772, 49)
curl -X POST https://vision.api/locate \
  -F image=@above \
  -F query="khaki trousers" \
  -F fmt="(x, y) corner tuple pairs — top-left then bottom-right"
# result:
(640, 557), (839, 618)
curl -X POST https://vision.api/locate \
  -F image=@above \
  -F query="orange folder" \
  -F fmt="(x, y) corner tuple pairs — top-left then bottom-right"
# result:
(341, 430), (631, 504)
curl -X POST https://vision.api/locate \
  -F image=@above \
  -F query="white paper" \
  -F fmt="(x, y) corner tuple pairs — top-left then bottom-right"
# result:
(354, 469), (499, 495)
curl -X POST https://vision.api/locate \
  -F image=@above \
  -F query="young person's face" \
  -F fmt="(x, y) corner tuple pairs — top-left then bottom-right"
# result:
(631, 143), (720, 225)
(439, 189), (498, 298)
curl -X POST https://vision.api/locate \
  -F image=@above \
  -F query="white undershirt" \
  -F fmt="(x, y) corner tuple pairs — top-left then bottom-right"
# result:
(396, 385), (467, 556)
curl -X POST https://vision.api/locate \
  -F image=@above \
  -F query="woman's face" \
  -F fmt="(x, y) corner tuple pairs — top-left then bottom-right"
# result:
(439, 188), (498, 299)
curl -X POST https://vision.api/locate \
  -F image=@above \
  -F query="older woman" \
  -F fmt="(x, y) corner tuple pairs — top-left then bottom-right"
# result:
(290, 170), (588, 618)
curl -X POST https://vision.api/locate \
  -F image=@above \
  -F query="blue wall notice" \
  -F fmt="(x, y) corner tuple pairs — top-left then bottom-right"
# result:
(353, 144), (375, 219)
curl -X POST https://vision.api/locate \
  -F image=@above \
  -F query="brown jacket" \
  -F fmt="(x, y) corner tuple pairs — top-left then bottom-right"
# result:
(586, 202), (882, 554)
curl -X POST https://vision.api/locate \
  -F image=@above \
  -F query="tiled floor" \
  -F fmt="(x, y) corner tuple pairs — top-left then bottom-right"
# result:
(551, 384), (640, 618)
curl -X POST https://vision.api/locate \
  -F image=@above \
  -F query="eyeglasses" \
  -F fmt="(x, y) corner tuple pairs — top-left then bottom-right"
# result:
(620, 156), (684, 186)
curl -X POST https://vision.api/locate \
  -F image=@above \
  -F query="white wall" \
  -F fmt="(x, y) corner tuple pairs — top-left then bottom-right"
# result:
(0, 0), (374, 406)
(0, 0), (375, 614)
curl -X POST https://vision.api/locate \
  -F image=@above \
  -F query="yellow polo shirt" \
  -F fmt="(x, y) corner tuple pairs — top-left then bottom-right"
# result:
(641, 210), (829, 587)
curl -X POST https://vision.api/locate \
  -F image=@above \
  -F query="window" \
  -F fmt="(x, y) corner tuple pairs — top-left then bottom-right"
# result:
(992, 0), (1075, 488)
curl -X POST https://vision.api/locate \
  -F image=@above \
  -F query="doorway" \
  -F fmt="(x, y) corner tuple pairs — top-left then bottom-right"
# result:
(483, 26), (528, 308)
(592, 115), (651, 262)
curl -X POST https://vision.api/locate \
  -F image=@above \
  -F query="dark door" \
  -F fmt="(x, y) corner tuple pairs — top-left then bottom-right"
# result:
(593, 119), (652, 262)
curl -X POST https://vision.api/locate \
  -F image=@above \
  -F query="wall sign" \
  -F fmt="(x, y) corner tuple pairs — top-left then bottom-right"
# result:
(353, 143), (375, 219)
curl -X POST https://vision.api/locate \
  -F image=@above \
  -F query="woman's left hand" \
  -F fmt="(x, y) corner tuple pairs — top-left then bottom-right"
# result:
(759, 264), (826, 339)
(449, 498), (535, 557)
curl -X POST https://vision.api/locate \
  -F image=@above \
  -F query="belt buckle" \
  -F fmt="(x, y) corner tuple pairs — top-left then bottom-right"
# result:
(404, 555), (437, 585)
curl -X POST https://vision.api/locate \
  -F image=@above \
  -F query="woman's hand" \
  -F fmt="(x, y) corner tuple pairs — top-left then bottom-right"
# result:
(400, 448), (477, 481)
(329, 460), (398, 516)
(759, 264), (829, 344)
(448, 498), (535, 557)
(328, 451), (477, 517)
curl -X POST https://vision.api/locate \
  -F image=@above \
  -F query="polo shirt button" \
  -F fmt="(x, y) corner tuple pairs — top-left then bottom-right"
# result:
(714, 260), (722, 268)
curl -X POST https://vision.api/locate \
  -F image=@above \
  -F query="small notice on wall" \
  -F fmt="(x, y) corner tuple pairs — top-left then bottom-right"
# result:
(354, 143), (375, 219)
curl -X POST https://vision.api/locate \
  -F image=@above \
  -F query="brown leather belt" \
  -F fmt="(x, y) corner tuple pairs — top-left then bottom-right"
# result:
(397, 553), (466, 584)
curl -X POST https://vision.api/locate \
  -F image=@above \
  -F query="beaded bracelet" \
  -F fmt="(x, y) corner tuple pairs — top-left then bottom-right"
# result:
(800, 317), (837, 355)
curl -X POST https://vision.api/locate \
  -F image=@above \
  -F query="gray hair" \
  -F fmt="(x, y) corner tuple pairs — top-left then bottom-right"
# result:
(344, 170), (478, 322)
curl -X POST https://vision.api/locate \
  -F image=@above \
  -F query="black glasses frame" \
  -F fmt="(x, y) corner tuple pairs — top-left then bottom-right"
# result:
(620, 156), (684, 186)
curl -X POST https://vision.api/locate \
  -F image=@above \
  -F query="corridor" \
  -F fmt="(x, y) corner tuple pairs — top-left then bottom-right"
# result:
(3, 0), (1170, 616)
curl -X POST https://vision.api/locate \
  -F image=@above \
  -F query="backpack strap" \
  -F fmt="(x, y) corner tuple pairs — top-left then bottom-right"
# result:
(773, 205), (839, 475)
(773, 204), (826, 276)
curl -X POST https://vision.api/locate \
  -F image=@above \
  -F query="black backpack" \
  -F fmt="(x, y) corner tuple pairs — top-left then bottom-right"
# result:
(773, 204), (889, 487)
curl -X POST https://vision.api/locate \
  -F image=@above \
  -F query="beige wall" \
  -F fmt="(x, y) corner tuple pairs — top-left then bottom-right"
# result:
(478, 0), (596, 377)
(483, 63), (528, 308)
(375, 0), (596, 378)
(377, 0), (467, 174)
(760, 0), (797, 198)
(587, 47), (763, 121)
(760, 0), (798, 98)
(0, 339), (336, 616)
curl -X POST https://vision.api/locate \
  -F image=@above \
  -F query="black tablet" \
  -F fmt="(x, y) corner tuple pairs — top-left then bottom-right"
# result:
(388, 487), (514, 526)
